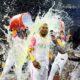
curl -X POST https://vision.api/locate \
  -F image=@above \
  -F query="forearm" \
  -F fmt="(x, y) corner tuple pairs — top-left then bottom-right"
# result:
(28, 48), (36, 62)
(73, 50), (80, 54)
(66, 49), (80, 56)
(48, 50), (56, 62)
(68, 57), (80, 62)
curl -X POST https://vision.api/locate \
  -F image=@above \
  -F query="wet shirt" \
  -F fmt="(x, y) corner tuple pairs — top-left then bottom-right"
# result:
(29, 34), (50, 66)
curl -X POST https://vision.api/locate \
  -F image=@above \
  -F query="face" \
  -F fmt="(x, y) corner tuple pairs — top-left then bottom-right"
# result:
(17, 29), (29, 39)
(39, 23), (48, 37)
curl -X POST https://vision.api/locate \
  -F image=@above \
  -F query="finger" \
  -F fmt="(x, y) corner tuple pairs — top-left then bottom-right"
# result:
(38, 64), (41, 69)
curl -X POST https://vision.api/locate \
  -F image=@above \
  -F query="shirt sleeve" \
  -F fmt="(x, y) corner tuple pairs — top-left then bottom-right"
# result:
(29, 36), (36, 48)
(28, 37), (36, 62)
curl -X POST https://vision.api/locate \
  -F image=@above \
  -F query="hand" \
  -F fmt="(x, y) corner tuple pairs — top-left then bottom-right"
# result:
(32, 60), (41, 69)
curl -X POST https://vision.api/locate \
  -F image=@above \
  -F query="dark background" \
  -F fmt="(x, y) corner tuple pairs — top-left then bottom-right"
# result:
(0, 0), (80, 48)
(0, 0), (80, 26)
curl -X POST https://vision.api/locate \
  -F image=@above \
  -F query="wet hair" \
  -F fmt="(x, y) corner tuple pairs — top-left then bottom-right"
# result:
(40, 23), (48, 28)
(39, 23), (48, 31)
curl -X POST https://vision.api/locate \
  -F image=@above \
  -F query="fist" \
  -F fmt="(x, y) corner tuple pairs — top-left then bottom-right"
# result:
(32, 60), (41, 69)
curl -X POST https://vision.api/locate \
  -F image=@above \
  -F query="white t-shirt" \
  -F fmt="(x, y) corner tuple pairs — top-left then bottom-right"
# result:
(30, 34), (50, 67)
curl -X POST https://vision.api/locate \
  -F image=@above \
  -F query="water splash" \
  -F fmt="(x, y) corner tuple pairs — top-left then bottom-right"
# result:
(0, 0), (74, 80)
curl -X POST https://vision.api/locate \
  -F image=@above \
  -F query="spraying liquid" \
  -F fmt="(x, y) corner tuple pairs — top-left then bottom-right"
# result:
(0, 1), (73, 80)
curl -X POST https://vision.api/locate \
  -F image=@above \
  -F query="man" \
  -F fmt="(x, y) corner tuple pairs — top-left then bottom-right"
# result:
(28, 23), (53, 80)
(1, 13), (31, 80)
(48, 30), (68, 80)
(66, 29), (80, 80)
(1, 29), (28, 80)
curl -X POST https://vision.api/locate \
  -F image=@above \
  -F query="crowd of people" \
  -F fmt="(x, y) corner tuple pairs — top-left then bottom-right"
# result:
(0, 12), (80, 80)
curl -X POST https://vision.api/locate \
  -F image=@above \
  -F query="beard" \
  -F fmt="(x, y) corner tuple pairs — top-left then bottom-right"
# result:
(41, 34), (47, 37)
(40, 32), (48, 37)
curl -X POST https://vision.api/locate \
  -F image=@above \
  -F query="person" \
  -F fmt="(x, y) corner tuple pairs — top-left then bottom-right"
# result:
(48, 30), (58, 79)
(57, 16), (65, 34)
(61, 28), (80, 80)
(9, 13), (32, 31)
(28, 23), (53, 80)
(67, 32), (80, 80)
(1, 13), (32, 80)
(54, 15), (65, 35)
(69, 46), (80, 80)
(48, 30), (68, 80)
